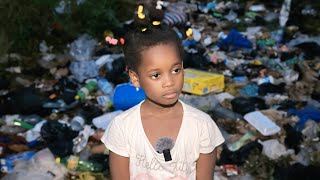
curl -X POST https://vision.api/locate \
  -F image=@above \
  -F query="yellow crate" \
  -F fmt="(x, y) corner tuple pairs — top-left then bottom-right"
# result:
(183, 68), (224, 95)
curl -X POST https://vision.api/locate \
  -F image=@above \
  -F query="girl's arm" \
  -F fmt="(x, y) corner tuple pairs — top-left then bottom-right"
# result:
(109, 151), (130, 180)
(196, 148), (217, 180)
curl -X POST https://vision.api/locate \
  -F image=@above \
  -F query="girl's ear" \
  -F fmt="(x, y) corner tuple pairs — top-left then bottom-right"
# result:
(128, 70), (140, 88)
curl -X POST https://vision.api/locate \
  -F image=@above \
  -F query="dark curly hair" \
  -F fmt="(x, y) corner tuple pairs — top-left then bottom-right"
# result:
(123, 25), (183, 72)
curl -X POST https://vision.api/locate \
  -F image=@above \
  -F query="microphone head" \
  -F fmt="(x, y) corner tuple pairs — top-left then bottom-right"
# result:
(155, 137), (174, 154)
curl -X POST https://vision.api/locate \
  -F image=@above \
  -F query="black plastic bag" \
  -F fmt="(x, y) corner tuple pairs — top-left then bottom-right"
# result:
(41, 120), (78, 157)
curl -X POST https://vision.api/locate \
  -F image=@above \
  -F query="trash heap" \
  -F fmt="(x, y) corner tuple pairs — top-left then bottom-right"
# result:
(1, 0), (320, 179)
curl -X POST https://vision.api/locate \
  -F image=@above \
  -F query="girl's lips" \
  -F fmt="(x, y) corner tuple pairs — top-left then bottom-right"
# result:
(163, 92), (177, 99)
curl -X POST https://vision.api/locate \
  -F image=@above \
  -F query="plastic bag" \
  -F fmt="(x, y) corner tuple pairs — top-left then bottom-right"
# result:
(279, 0), (292, 27)
(69, 60), (99, 82)
(180, 93), (243, 120)
(69, 34), (97, 61)
(73, 125), (95, 153)
(259, 139), (294, 159)
(2, 148), (67, 180)
(217, 29), (252, 51)
(41, 121), (78, 157)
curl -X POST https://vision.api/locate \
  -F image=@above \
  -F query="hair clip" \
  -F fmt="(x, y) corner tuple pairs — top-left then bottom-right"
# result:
(186, 28), (193, 37)
(141, 28), (147, 32)
(105, 36), (118, 45)
(105, 36), (125, 45)
(152, 21), (161, 26)
(120, 38), (125, 45)
(137, 5), (146, 19)
(138, 5), (144, 13)
(156, 1), (164, 10)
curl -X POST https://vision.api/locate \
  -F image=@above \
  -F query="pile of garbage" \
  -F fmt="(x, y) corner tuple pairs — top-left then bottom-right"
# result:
(1, 0), (320, 179)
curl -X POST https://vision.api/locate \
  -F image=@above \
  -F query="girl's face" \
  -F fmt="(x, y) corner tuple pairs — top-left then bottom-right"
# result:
(129, 43), (183, 107)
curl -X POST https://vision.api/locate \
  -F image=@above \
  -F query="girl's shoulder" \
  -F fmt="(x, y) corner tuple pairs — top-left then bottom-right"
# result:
(113, 103), (141, 124)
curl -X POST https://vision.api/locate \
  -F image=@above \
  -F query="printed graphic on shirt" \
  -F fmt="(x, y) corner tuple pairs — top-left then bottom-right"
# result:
(135, 154), (192, 173)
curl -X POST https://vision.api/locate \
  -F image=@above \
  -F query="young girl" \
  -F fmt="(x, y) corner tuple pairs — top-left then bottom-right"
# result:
(101, 26), (224, 179)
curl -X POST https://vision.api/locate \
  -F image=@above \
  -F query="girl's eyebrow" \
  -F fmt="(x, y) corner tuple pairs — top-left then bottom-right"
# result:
(147, 68), (160, 73)
(146, 62), (182, 73)
(173, 62), (182, 66)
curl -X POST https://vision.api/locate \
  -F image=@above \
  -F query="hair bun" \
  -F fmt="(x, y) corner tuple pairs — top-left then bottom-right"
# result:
(133, 15), (150, 30)
(149, 8), (164, 24)
(133, 5), (150, 31)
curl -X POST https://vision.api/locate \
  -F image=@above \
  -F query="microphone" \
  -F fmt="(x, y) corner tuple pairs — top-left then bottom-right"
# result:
(155, 137), (174, 162)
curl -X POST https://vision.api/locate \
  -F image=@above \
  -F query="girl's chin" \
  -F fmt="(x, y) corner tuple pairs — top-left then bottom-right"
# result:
(145, 98), (179, 108)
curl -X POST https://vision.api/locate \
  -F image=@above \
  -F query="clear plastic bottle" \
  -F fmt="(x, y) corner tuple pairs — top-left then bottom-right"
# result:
(97, 77), (113, 96)
(70, 115), (85, 131)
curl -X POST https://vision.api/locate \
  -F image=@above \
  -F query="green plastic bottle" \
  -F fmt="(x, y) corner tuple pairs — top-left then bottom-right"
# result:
(75, 79), (98, 101)
(13, 119), (34, 129)
(77, 160), (103, 172)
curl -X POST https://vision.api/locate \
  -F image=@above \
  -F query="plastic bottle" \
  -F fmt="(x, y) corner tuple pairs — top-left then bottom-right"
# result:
(97, 77), (113, 96)
(79, 146), (91, 161)
(227, 131), (254, 151)
(42, 99), (67, 112)
(77, 160), (103, 172)
(13, 119), (34, 129)
(67, 155), (80, 170)
(75, 79), (97, 101)
(20, 114), (42, 126)
(70, 108), (89, 131)
(96, 95), (112, 108)
(70, 115), (85, 131)
(257, 75), (274, 85)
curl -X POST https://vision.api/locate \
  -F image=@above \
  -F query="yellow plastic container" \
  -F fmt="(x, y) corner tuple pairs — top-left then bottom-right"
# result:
(183, 68), (224, 95)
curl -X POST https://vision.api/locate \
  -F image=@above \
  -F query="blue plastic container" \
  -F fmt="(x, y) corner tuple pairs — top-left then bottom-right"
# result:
(113, 83), (146, 111)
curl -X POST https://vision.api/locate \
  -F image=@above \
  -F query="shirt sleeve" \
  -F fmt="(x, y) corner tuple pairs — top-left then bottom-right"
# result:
(199, 116), (225, 154)
(100, 117), (129, 157)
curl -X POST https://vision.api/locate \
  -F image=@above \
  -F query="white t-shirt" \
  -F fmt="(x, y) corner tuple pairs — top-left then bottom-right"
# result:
(101, 100), (225, 179)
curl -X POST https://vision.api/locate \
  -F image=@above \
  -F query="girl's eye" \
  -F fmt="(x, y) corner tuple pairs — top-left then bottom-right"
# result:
(173, 68), (181, 74)
(151, 73), (160, 79)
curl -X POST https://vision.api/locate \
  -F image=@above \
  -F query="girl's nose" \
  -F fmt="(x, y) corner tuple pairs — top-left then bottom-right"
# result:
(162, 74), (174, 88)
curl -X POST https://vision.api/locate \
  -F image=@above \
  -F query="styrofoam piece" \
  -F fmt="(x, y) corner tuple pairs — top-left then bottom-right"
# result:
(244, 111), (281, 136)
(92, 110), (123, 129)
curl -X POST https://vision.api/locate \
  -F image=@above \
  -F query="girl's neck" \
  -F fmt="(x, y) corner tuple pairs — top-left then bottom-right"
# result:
(142, 98), (180, 116)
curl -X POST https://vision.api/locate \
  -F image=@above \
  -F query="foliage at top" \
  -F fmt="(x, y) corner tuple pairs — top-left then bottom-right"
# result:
(0, 0), (134, 56)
